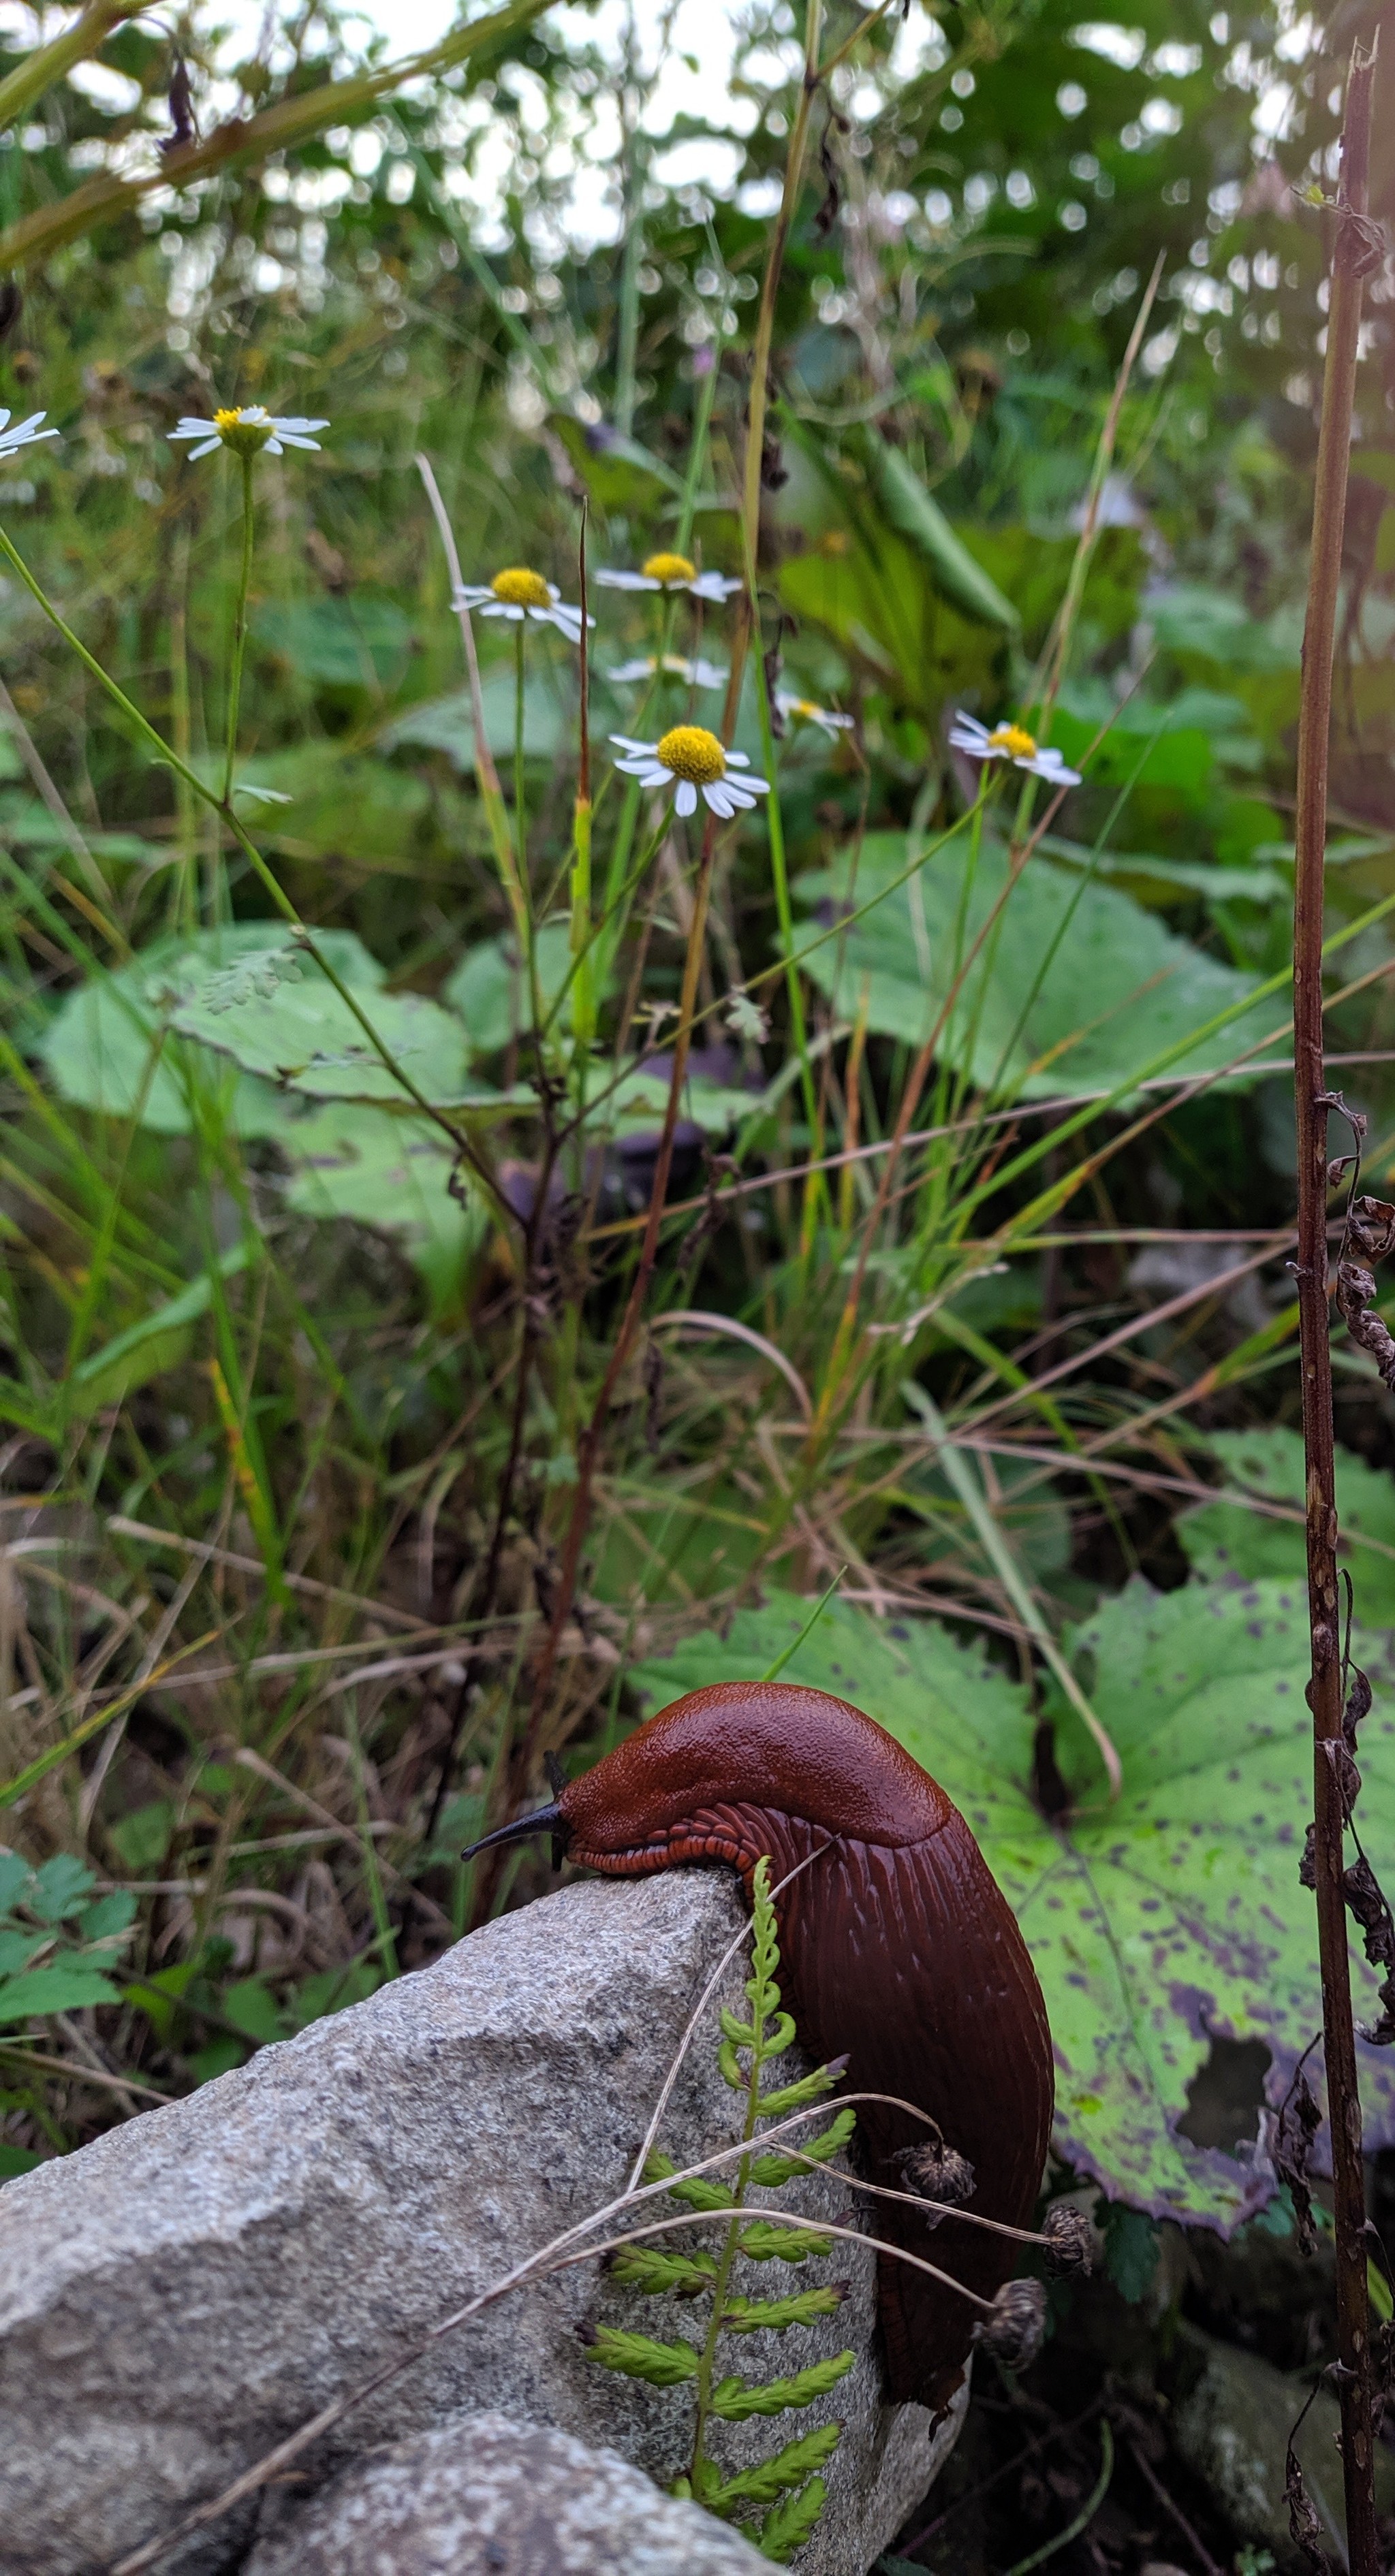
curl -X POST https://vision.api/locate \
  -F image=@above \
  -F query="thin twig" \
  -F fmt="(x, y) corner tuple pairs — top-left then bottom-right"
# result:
(1290, 39), (1381, 2573)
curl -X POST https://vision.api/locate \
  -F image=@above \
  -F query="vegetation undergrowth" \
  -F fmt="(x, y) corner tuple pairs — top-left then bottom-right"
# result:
(1, 0), (1394, 2555)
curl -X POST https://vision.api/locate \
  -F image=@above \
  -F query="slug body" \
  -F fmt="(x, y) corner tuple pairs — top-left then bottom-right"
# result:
(558, 1681), (1053, 2412)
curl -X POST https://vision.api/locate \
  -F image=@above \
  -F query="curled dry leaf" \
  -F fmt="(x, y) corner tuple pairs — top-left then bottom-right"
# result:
(976, 2277), (1047, 2372)
(1334, 1195), (1395, 1392)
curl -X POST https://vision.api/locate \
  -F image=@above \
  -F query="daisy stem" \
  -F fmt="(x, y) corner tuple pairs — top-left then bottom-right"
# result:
(222, 451), (255, 810)
(513, 624), (543, 1042)
(0, 518), (516, 1232)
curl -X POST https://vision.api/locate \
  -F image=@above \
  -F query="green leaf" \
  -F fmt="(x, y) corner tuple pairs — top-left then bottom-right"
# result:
(844, 426), (1020, 632)
(721, 2286), (849, 2334)
(644, 2146), (735, 2212)
(750, 2105), (856, 2187)
(736, 2221), (834, 2265)
(633, 1582), (1395, 2229)
(791, 834), (1282, 1104)
(0, 1963), (125, 2021)
(251, 595), (416, 690)
(547, 411), (685, 513)
(104, 1802), (175, 1875)
(608, 2244), (718, 2296)
(754, 2475), (831, 2562)
(1101, 2204), (1160, 2303)
(1178, 1427), (1395, 1627)
(75, 1892), (137, 1942)
(0, 1930), (49, 1977)
(0, 1854), (32, 1913)
(27, 1857), (95, 1923)
(275, 1101), (487, 1301)
(757, 2064), (842, 2117)
(710, 2351), (856, 2419)
(445, 920), (597, 1056)
(285, 1962), (382, 2029)
(581, 2326), (702, 2386)
(0, 2142), (44, 2178)
(219, 1978), (284, 2044)
(708, 2423), (841, 2509)
(37, 925), (382, 1136)
(169, 948), (495, 1113)
(384, 667), (571, 769)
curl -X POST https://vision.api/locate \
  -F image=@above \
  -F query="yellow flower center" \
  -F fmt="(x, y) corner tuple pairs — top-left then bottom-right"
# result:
(490, 567), (552, 609)
(657, 725), (727, 784)
(642, 551), (698, 587)
(789, 699), (819, 720)
(986, 722), (1037, 759)
(213, 407), (273, 456)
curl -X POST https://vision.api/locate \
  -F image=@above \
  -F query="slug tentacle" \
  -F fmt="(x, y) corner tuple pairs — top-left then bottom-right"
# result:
(557, 1680), (1054, 2413)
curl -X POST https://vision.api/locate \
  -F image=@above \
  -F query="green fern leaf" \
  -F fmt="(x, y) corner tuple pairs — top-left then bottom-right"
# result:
(710, 2351), (856, 2419)
(755, 2474), (830, 2562)
(759, 2062), (842, 2116)
(609, 2244), (717, 2296)
(738, 2220), (834, 2264)
(581, 2325), (701, 2386)
(720, 2005), (756, 2045)
(721, 2285), (849, 2334)
(709, 2423), (842, 2509)
(749, 2105), (856, 2187)
(643, 2146), (735, 2211)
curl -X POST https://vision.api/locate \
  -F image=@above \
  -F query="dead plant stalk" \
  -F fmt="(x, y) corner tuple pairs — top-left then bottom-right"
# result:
(1291, 37), (1380, 2573)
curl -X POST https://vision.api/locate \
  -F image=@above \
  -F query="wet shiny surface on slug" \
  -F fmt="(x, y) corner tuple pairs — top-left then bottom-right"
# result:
(560, 1683), (1053, 2412)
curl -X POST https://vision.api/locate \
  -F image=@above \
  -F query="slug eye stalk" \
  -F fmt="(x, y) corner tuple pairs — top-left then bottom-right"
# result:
(461, 1801), (570, 1871)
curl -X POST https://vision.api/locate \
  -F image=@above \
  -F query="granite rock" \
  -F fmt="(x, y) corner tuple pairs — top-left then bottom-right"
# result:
(243, 2410), (770, 2576)
(0, 1869), (966, 2576)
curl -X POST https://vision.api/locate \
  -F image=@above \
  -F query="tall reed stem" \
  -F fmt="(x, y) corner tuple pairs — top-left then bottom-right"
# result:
(1291, 40), (1379, 2575)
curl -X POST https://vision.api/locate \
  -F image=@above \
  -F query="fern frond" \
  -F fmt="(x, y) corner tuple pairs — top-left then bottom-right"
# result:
(754, 2475), (831, 2562)
(708, 2423), (841, 2509)
(738, 2219), (834, 2264)
(580, 2325), (701, 2386)
(609, 2244), (718, 2296)
(721, 2284), (849, 2333)
(709, 2351), (856, 2419)
(643, 2146), (735, 2210)
(759, 2062), (842, 2116)
(749, 2104), (856, 2186)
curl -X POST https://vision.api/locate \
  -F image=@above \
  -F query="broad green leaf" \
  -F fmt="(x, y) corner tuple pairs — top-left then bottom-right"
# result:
(843, 426), (1019, 633)
(0, 1930), (49, 1976)
(547, 411), (685, 513)
(632, 1583), (1395, 2229)
(69, 1247), (251, 1406)
(0, 2144), (44, 2178)
(383, 667), (571, 768)
(446, 921), (593, 1055)
(791, 834), (1283, 1102)
(0, 1854), (33, 1913)
(251, 595), (416, 689)
(1178, 1426), (1395, 1627)
(27, 1856), (96, 1922)
(274, 1102), (488, 1303)
(169, 949), (497, 1111)
(104, 1801), (174, 1875)
(0, 1962), (125, 2021)
(223, 746), (430, 867)
(37, 925), (383, 1136)
(220, 1978), (284, 2044)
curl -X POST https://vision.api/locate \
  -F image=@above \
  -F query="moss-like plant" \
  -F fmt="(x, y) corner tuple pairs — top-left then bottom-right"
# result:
(583, 1856), (856, 2562)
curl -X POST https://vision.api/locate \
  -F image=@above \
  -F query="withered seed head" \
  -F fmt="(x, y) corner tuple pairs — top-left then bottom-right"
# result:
(894, 2135), (976, 2221)
(977, 2278), (1048, 2372)
(1039, 2203), (1093, 2278)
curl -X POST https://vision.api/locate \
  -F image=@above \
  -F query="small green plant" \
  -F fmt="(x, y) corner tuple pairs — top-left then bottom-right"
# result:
(583, 1856), (856, 2562)
(0, 1851), (136, 2026)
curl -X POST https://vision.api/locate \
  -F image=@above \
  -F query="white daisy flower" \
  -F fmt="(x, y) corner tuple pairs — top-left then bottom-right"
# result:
(168, 404), (329, 463)
(610, 724), (770, 820)
(777, 691), (854, 738)
(595, 549), (742, 604)
(608, 652), (727, 690)
(453, 566), (593, 645)
(0, 409), (58, 462)
(949, 713), (1081, 786)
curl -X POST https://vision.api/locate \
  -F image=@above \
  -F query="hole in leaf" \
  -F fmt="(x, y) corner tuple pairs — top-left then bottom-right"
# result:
(1177, 2035), (1272, 2152)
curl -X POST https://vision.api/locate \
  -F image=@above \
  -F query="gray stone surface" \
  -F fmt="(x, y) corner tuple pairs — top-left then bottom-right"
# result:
(1171, 2325), (1395, 2571)
(244, 2411), (771, 2576)
(0, 1869), (966, 2576)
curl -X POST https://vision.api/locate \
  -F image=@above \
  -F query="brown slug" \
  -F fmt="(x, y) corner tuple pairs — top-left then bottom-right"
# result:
(466, 1678), (1054, 2411)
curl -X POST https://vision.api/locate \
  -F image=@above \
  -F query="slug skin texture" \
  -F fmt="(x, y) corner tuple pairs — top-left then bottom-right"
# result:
(560, 1680), (1054, 2413)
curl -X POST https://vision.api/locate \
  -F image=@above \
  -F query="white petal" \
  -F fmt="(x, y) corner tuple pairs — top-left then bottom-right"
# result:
(610, 734), (657, 753)
(595, 570), (654, 590)
(188, 439), (221, 460)
(675, 780), (698, 817)
(636, 765), (672, 785)
(726, 750), (750, 767)
(278, 433), (322, 452)
(264, 437), (284, 454)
